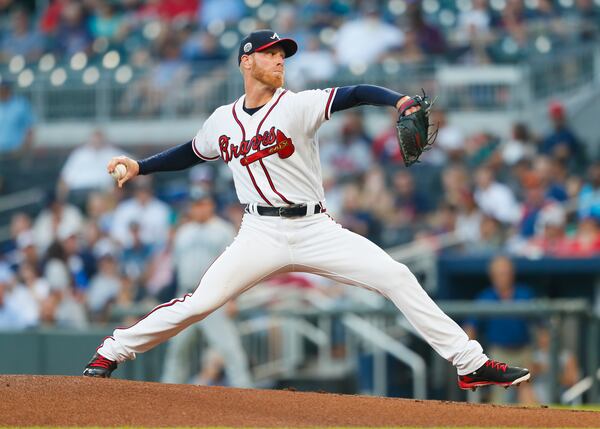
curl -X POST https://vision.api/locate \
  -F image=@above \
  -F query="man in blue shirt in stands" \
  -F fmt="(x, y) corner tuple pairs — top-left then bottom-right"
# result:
(0, 80), (34, 156)
(464, 255), (536, 403)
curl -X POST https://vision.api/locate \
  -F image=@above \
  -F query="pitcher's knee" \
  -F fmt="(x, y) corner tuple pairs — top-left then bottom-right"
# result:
(382, 262), (420, 291)
(183, 294), (224, 322)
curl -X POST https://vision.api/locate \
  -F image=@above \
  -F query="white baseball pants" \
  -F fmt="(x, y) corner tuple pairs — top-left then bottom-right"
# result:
(98, 212), (488, 375)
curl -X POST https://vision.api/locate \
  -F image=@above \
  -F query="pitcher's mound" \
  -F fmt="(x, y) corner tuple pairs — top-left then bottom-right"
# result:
(1, 375), (597, 427)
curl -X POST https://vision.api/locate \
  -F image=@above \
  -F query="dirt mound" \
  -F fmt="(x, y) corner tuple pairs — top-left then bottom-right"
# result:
(1, 375), (598, 427)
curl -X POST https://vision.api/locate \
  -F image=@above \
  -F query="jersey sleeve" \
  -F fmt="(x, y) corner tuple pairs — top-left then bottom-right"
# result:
(191, 117), (220, 162)
(295, 87), (338, 133)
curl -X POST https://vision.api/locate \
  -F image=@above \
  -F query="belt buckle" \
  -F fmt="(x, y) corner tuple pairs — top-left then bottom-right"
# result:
(279, 204), (304, 218)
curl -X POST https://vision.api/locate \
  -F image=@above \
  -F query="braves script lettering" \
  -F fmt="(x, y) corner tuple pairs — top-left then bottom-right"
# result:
(219, 127), (295, 164)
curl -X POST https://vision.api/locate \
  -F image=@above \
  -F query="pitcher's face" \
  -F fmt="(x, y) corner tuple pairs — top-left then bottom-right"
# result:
(249, 46), (286, 89)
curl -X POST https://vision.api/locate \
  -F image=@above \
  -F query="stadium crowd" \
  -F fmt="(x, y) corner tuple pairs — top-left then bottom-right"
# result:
(1, 98), (599, 329)
(0, 0), (599, 108)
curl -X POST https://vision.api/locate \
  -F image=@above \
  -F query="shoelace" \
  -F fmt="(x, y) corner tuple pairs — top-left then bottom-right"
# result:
(92, 356), (115, 369)
(485, 359), (508, 372)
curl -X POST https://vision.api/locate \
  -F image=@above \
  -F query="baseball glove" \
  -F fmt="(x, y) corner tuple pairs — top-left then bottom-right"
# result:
(396, 91), (437, 166)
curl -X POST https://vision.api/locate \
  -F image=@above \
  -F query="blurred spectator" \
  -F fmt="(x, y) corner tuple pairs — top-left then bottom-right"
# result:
(33, 192), (84, 254)
(466, 214), (506, 254)
(320, 111), (372, 179)
(338, 183), (381, 244)
(531, 0), (566, 38)
(2, 263), (39, 328)
(59, 223), (95, 289)
(441, 163), (471, 207)
(455, 190), (482, 244)
(464, 255), (535, 403)
(121, 39), (190, 115)
(391, 169), (431, 229)
(53, 1), (92, 57)
(564, 216), (600, 257)
(88, 0), (125, 42)
(474, 166), (521, 225)
(0, 8), (43, 62)
(0, 80), (35, 157)
(299, 0), (350, 31)
(273, 4), (310, 49)
(455, 0), (494, 65)
(0, 264), (31, 329)
(531, 325), (580, 404)
(198, 0), (245, 28)
(110, 176), (171, 249)
(387, 30), (426, 66)
(121, 220), (153, 287)
(322, 168), (344, 218)
(426, 109), (465, 164)
(40, 0), (69, 34)
(430, 201), (457, 235)
(43, 239), (72, 291)
(40, 249), (82, 317)
(18, 260), (50, 304)
(182, 31), (229, 109)
(403, 0), (446, 55)
(456, 0), (492, 42)
(499, 122), (536, 167)
(334, 1), (403, 67)
(518, 171), (553, 239)
(139, 0), (199, 23)
(85, 191), (116, 234)
(2, 212), (34, 269)
(372, 110), (404, 165)
(180, 30), (226, 63)
(533, 156), (568, 203)
(162, 191), (252, 387)
(59, 129), (132, 202)
(144, 227), (176, 302)
(578, 161), (600, 221)
(86, 251), (122, 322)
(540, 101), (581, 168)
(573, 0), (600, 41)
(518, 203), (570, 257)
(285, 35), (336, 90)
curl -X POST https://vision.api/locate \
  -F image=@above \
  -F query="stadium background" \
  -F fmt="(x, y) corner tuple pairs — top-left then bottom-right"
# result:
(1, 0), (600, 407)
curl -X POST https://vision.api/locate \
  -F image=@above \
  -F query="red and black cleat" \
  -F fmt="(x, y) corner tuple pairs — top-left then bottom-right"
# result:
(83, 353), (118, 378)
(458, 359), (530, 391)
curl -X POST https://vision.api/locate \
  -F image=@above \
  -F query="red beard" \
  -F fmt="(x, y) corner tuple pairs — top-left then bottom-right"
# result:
(252, 65), (284, 88)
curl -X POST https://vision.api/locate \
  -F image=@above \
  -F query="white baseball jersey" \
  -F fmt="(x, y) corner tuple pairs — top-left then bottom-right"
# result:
(191, 87), (338, 206)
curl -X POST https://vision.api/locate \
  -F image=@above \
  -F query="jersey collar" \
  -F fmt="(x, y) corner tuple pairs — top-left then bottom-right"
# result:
(238, 87), (285, 119)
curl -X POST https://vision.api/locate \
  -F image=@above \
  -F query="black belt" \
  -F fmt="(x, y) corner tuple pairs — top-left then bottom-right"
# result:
(252, 203), (324, 218)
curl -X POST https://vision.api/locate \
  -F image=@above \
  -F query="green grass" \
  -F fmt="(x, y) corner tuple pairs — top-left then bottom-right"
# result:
(550, 404), (600, 412)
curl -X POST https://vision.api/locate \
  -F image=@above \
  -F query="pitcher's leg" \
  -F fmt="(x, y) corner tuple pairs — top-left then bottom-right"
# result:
(98, 217), (290, 363)
(295, 217), (487, 375)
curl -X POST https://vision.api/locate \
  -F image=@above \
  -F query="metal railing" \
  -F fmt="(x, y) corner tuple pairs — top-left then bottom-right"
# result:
(273, 299), (599, 403)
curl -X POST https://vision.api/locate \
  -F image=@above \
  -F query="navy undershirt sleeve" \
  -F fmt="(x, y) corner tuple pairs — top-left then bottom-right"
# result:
(331, 85), (405, 114)
(137, 140), (204, 175)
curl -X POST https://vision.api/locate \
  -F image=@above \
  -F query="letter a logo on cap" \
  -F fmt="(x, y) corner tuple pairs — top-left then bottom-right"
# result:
(244, 42), (252, 53)
(270, 32), (280, 40)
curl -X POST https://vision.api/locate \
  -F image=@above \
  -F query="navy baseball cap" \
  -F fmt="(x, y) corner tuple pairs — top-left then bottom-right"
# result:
(238, 29), (298, 65)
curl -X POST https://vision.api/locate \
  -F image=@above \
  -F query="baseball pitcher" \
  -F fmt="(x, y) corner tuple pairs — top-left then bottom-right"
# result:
(84, 30), (530, 392)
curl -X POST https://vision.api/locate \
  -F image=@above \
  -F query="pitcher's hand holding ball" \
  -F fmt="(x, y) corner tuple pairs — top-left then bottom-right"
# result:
(107, 156), (139, 188)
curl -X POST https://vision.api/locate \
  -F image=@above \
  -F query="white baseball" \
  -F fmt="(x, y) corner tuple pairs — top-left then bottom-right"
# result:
(111, 163), (127, 180)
